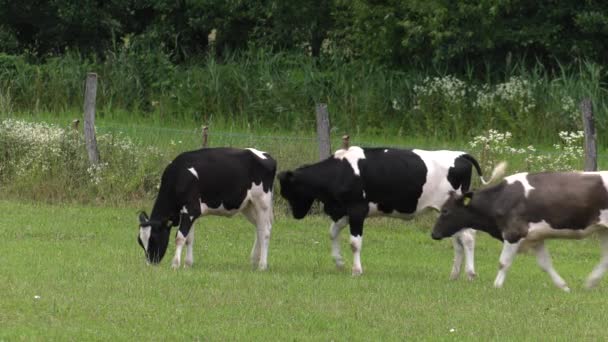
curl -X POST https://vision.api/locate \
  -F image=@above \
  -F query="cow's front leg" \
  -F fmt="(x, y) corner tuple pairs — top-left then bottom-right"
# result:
(533, 242), (569, 292)
(348, 204), (368, 276)
(172, 204), (200, 269)
(184, 227), (195, 267)
(494, 240), (521, 288)
(329, 217), (348, 269)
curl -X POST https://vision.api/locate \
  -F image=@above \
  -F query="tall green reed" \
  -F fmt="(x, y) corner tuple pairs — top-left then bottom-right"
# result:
(0, 48), (606, 145)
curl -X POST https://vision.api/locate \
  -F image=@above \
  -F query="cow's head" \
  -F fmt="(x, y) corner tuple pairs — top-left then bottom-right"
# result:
(278, 171), (314, 219)
(431, 191), (482, 240)
(137, 211), (171, 264)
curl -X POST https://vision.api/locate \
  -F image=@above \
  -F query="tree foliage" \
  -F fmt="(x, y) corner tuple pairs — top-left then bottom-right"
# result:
(0, 0), (607, 71)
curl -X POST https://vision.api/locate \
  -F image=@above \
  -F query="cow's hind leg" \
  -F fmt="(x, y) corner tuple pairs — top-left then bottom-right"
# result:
(246, 191), (273, 271)
(585, 230), (608, 289)
(329, 217), (348, 269)
(449, 235), (464, 280)
(243, 204), (261, 268)
(494, 240), (520, 288)
(533, 241), (570, 292)
(462, 229), (477, 280)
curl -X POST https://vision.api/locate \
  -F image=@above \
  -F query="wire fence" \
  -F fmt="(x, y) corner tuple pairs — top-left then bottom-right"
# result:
(94, 122), (608, 160)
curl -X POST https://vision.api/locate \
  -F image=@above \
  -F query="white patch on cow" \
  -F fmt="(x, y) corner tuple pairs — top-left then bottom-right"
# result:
(187, 167), (199, 179)
(362, 190), (366, 198)
(139, 226), (151, 251)
(246, 148), (268, 159)
(384, 149), (388, 153)
(521, 219), (603, 246)
(505, 173), (534, 197)
(200, 181), (271, 217)
(588, 172), (608, 194)
(412, 149), (466, 211)
(172, 230), (187, 268)
(180, 206), (188, 214)
(333, 148), (347, 159)
(599, 209), (608, 226)
(333, 146), (366, 176)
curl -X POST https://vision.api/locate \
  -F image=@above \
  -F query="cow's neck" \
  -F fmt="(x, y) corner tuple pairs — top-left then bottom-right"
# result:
(470, 184), (505, 240)
(296, 158), (341, 200)
(149, 185), (176, 223)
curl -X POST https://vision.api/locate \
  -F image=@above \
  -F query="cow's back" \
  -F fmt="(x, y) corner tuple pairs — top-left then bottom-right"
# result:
(517, 172), (608, 229)
(173, 147), (276, 209)
(358, 148), (428, 214)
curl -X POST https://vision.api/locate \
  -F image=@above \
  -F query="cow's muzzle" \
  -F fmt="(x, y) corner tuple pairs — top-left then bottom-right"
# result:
(431, 232), (443, 240)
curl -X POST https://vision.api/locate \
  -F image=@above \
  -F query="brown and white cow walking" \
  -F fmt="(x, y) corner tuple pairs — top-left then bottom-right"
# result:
(432, 171), (608, 292)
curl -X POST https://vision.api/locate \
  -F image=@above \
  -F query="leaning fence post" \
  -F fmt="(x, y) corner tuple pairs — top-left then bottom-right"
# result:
(202, 126), (209, 148)
(581, 98), (597, 171)
(72, 119), (80, 131)
(84, 73), (100, 165)
(315, 103), (331, 160)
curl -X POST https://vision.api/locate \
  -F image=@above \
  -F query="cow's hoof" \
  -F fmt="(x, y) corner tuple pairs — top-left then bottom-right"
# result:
(449, 272), (460, 281)
(562, 285), (571, 293)
(466, 271), (477, 281)
(351, 268), (363, 276)
(171, 262), (180, 270)
(184, 260), (194, 268)
(334, 259), (345, 270)
(257, 264), (268, 271)
(585, 278), (599, 289)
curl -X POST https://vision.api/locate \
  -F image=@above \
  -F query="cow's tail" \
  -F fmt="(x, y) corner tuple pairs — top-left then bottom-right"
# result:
(461, 154), (507, 185)
(481, 161), (507, 185)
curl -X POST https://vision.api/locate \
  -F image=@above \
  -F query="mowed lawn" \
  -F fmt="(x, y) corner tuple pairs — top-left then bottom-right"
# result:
(2, 200), (608, 340)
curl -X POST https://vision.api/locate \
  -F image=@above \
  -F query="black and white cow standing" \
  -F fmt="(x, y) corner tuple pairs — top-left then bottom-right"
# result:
(137, 147), (276, 270)
(431, 171), (608, 292)
(278, 146), (504, 277)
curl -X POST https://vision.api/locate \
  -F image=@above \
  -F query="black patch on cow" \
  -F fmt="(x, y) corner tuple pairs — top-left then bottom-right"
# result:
(447, 155), (475, 192)
(358, 148), (427, 215)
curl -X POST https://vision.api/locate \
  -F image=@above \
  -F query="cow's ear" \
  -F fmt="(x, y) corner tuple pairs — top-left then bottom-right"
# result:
(138, 211), (149, 225)
(461, 192), (473, 206)
(278, 171), (294, 183)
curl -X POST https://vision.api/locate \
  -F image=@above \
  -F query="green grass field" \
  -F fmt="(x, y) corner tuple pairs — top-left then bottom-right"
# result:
(2, 199), (608, 340)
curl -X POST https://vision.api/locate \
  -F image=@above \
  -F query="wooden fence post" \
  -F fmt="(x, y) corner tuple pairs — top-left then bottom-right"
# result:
(202, 126), (209, 148)
(580, 98), (597, 171)
(315, 103), (331, 160)
(84, 73), (100, 165)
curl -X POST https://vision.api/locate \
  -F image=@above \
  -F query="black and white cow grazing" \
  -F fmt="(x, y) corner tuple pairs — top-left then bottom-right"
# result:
(432, 171), (608, 292)
(278, 146), (504, 277)
(137, 147), (276, 270)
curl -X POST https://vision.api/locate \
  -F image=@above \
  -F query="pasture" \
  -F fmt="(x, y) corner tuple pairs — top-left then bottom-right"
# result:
(2, 199), (608, 340)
